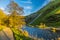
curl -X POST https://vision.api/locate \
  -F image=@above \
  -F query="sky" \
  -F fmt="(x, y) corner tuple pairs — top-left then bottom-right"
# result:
(0, 0), (50, 16)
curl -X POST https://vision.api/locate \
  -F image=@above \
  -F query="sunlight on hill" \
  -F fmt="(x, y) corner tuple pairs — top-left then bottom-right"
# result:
(38, 23), (47, 29)
(51, 28), (56, 32)
(56, 10), (60, 14)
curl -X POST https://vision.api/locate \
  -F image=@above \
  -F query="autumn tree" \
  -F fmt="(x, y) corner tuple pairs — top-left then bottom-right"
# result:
(6, 0), (23, 15)
(0, 9), (7, 26)
(8, 11), (25, 28)
(5, 0), (25, 28)
(3, 1), (32, 40)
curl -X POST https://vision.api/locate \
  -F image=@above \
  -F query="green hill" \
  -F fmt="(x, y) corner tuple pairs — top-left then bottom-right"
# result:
(26, 0), (60, 27)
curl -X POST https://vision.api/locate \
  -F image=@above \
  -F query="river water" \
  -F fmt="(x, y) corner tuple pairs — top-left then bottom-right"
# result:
(22, 26), (58, 40)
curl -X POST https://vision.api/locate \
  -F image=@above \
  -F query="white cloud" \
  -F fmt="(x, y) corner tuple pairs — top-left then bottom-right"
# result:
(0, 7), (5, 10)
(4, 11), (10, 14)
(20, 0), (32, 4)
(24, 6), (32, 9)
(0, 7), (10, 14)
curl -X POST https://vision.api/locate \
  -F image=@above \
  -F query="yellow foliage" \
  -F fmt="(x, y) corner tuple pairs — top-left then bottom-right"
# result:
(0, 25), (7, 31)
(20, 39), (23, 40)
(52, 28), (56, 32)
(0, 9), (7, 19)
(6, 11), (26, 28)
(38, 23), (46, 29)
(0, 9), (25, 29)
(23, 30), (29, 37)
(0, 9), (7, 26)
(56, 10), (60, 14)
(58, 37), (60, 40)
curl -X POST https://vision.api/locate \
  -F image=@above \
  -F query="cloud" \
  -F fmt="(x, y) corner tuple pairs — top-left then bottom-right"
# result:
(0, 7), (10, 14)
(20, 1), (32, 4)
(24, 6), (32, 9)
(4, 11), (10, 14)
(0, 7), (5, 10)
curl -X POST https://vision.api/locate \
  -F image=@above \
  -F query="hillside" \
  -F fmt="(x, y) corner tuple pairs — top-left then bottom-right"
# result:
(26, 0), (60, 27)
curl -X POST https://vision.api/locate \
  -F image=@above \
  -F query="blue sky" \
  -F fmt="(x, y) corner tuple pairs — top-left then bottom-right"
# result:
(0, 0), (50, 16)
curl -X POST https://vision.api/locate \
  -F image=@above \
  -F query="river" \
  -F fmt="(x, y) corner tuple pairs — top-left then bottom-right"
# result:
(22, 26), (58, 40)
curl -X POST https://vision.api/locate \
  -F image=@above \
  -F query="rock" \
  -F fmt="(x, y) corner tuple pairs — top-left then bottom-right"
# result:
(0, 27), (14, 40)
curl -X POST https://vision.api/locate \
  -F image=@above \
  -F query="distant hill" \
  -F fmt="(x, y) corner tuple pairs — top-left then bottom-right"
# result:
(26, 0), (60, 27)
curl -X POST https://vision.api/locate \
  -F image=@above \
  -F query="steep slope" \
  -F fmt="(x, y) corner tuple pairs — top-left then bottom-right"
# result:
(26, 0), (60, 27)
(25, 13), (38, 24)
(26, 0), (59, 24)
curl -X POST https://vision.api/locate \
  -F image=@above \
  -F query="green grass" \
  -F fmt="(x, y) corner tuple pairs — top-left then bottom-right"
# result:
(11, 28), (33, 40)
(43, 7), (60, 20)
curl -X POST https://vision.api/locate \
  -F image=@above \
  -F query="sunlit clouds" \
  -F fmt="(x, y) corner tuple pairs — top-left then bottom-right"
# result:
(20, 0), (32, 10)
(0, 7), (5, 10)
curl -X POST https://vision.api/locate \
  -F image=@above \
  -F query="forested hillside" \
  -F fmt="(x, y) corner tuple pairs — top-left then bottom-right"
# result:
(26, 0), (60, 27)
